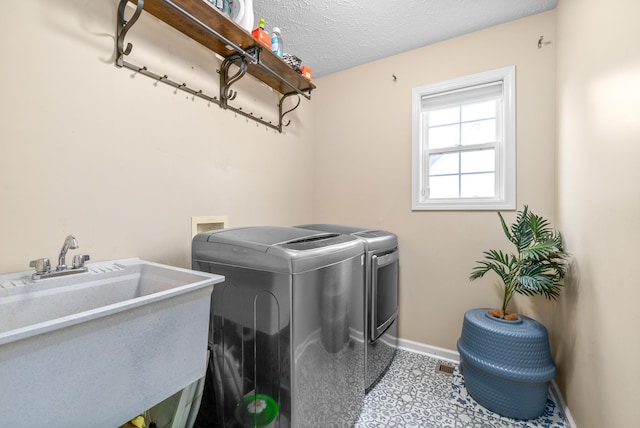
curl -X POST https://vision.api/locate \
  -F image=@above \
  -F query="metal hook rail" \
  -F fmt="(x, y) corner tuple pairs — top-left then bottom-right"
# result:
(115, 0), (312, 132)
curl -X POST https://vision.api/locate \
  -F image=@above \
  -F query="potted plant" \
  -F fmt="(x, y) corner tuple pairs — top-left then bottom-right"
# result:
(469, 204), (568, 319)
(457, 205), (568, 420)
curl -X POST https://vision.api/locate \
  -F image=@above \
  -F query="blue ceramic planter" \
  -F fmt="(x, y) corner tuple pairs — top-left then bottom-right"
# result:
(457, 308), (556, 420)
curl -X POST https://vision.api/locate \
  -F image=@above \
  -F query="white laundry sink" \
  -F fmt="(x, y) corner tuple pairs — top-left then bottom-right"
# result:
(0, 258), (223, 428)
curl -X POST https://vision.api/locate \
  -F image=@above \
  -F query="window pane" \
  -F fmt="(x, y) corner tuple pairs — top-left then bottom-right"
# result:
(461, 119), (496, 146)
(429, 106), (460, 126)
(412, 66), (515, 210)
(461, 100), (496, 122)
(461, 149), (495, 173)
(429, 175), (459, 199)
(461, 173), (495, 198)
(428, 124), (460, 149)
(429, 153), (459, 175)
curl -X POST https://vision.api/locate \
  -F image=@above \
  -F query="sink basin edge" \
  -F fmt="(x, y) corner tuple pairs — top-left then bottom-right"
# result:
(0, 258), (224, 346)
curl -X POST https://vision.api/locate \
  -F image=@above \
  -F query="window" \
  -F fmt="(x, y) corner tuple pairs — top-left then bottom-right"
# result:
(412, 66), (516, 210)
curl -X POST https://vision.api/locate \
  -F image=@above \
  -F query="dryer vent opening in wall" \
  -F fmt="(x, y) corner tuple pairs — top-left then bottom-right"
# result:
(191, 216), (228, 239)
(435, 362), (455, 375)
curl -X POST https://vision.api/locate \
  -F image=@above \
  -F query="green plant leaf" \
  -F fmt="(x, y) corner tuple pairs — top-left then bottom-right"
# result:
(522, 240), (561, 261)
(528, 212), (552, 240)
(470, 204), (569, 306)
(517, 264), (562, 300)
(469, 250), (518, 287)
(498, 212), (515, 245)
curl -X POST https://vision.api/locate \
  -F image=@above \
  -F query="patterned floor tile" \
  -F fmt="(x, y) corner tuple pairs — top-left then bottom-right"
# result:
(355, 349), (568, 428)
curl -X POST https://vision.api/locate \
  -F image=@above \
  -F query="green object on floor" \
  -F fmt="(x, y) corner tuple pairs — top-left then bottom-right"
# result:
(237, 394), (279, 427)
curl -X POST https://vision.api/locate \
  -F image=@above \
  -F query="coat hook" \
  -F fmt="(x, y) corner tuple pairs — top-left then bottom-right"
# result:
(392, 73), (397, 82)
(154, 74), (168, 86)
(132, 65), (147, 77)
(538, 36), (551, 49)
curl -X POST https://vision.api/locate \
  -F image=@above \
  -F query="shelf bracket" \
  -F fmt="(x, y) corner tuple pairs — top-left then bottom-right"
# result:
(279, 93), (301, 131)
(219, 47), (260, 109)
(116, 0), (145, 67)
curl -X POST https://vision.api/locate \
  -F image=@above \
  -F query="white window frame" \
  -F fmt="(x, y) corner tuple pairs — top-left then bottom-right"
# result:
(411, 66), (516, 211)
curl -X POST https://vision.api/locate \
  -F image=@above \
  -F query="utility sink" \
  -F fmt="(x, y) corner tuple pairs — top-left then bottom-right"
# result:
(0, 258), (224, 428)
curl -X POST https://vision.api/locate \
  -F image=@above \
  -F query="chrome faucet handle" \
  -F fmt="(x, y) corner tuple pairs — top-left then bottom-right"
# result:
(72, 254), (90, 269)
(29, 258), (51, 275)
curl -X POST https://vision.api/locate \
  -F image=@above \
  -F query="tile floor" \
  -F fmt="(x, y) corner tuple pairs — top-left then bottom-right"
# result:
(354, 349), (569, 428)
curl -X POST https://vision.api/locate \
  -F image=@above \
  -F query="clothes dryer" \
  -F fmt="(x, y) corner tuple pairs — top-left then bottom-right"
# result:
(297, 224), (399, 392)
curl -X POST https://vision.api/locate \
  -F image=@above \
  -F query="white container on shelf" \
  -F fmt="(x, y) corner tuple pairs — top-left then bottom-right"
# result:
(231, 0), (254, 32)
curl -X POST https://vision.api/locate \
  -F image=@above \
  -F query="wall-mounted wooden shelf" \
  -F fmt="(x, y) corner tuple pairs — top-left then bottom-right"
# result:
(116, 0), (315, 132)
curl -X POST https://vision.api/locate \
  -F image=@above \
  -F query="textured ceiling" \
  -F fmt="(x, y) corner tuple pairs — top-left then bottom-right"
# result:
(252, 0), (558, 77)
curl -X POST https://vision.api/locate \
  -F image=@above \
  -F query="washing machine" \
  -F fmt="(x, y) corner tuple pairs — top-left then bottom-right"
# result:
(297, 224), (399, 392)
(192, 226), (365, 427)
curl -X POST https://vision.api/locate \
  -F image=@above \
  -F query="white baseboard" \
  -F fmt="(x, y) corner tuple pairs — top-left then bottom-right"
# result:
(397, 338), (460, 364)
(550, 379), (577, 428)
(397, 338), (576, 428)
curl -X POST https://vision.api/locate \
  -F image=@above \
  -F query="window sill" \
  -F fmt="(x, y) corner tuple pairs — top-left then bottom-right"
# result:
(412, 198), (516, 211)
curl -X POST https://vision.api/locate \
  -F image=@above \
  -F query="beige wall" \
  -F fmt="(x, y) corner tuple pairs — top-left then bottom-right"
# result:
(0, 0), (314, 273)
(313, 12), (557, 349)
(555, 0), (640, 426)
(4, 1), (637, 426)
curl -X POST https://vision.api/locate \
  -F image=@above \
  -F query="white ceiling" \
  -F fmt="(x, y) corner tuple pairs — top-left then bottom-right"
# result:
(252, 0), (558, 78)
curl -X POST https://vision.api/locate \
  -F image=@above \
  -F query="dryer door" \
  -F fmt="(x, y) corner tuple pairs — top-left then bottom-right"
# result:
(371, 249), (399, 342)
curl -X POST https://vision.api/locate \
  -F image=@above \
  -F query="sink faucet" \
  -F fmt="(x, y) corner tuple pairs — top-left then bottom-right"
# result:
(29, 235), (90, 280)
(57, 235), (79, 271)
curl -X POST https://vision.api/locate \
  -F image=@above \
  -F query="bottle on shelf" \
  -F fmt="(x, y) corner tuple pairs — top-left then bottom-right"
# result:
(208, 0), (230, 17)
(299, 65), (312, 80)
(251, 18), (271, 49)
(271, 27), (283, 57)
